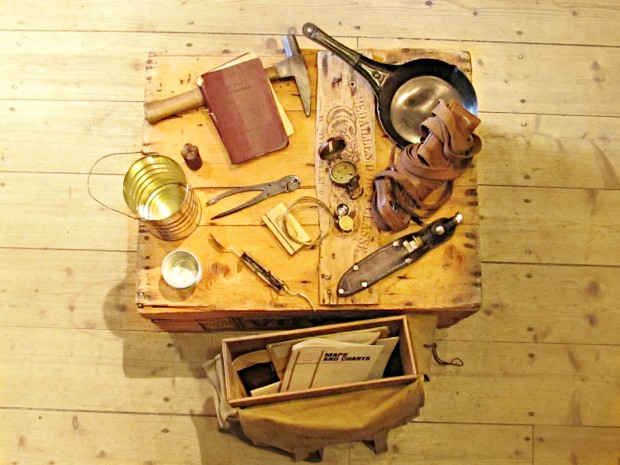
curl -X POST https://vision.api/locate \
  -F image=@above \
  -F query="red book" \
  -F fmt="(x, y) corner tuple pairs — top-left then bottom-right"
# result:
(198, 57), (288, 164)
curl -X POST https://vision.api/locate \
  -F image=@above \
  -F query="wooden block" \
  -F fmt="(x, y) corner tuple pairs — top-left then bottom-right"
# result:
(314, 50), (379, 306)
(261, 202), (310, 255)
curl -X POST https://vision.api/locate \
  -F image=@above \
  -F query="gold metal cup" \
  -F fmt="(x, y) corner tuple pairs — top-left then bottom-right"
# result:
(123, 155), (201, 241)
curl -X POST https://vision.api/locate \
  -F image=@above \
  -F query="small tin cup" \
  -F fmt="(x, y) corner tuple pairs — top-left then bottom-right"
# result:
(161, 250), (202, 290)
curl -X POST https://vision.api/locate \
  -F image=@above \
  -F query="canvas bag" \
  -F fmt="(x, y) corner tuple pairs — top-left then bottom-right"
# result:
(205, 315), (437, 461)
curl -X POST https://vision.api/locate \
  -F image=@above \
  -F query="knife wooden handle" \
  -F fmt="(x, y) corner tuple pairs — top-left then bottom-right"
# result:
(143, 87), (204, 124)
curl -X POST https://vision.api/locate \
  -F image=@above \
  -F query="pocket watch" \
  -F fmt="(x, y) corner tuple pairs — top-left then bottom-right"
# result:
(329, 160), (363, 200)
(334, 203), (355, 233)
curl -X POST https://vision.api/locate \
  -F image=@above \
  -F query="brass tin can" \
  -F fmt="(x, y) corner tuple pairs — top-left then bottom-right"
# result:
(123, 155), (201, 241)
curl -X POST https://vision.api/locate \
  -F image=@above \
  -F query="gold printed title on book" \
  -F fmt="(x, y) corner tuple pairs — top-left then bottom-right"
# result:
(226, 78), (251, 96)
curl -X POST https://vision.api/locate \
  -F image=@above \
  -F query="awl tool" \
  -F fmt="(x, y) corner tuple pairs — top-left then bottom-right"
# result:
(207, 175), (301, 219)
(209, 234), (315, 311)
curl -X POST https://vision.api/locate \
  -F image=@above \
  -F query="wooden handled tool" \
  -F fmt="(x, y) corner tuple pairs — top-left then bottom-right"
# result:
(143, 35), (311, 124)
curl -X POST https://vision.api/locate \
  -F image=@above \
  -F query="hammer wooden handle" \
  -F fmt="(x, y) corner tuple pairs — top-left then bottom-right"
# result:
(143, 71), (281, 124)
(143, 87), (204, 125)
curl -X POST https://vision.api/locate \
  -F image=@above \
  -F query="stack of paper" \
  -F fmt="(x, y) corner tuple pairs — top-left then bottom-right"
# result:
(230, 327), (400, 397)
(279, 332), (400, 393)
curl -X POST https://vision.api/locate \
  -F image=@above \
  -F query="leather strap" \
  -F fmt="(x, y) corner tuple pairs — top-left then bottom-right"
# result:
(371, 100), (481, 232)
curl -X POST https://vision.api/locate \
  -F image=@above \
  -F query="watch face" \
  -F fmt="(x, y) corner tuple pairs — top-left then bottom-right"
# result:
(337, 215), (355, 232)
(330, 160), (357, 184)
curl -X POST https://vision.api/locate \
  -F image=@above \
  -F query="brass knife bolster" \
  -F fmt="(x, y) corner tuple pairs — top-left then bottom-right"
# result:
(337, 234), (425, 297)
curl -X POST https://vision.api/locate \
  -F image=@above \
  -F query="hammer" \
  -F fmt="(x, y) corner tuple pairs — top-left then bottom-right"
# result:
(143, 35), (311, 124)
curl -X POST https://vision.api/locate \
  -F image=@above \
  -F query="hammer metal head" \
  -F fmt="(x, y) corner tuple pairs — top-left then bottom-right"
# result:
(273, 35), (311, 116)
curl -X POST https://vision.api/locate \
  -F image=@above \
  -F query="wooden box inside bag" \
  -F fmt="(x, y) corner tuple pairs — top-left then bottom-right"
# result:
(217, 315), (435, 461)
(222, 315), (418, 408)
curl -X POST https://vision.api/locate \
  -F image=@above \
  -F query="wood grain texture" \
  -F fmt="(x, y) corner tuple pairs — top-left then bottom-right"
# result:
(0, 409), (348, 465)
(313, 49), (379, 305)
(440, 263), (620, 346)
(418, 341), (620, 427)
(350, 423), (533, 465)
(0, 249), (151, 331)
(479, 186), (620, 266)
(533, 425), (620, 465)
(137, 48), (481, 320)
(2, 1), (620, 46)
(0, 172), (136, 251)
(0, 326), (221, 414)
(2, 1), (620, 464)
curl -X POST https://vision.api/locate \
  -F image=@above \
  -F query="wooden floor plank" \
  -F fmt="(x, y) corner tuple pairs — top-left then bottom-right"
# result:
(533, 425), (620, 465)
(0, 100), (144, 174)
(3, 32), (620, 120)
(479, 186), (620, 266)
(4, 326), (619, 430)
(2, 1), (619, 47)
(5, 169), (620, 270)
(0, 249), (153, 331)
(0, 172), (135, 251)
(4, 100), (620, 194)
(477, 113), (620, 190)
(350, 422), (533, 465)
(0, 32), (281, 101)
(0, 327), (223, 414)
(0, 409), (351, 465)
(418, 341), (620, 427)
(440, 263), (620, 346)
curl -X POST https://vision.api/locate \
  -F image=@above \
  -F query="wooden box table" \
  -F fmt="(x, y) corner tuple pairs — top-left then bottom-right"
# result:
(136, 46), (481, 332)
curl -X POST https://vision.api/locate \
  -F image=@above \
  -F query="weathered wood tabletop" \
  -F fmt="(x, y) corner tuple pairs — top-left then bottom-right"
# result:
(137, 47), (481, 331)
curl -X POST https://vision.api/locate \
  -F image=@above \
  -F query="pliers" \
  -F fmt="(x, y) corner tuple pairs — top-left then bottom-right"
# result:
(207, 175), (301, 219)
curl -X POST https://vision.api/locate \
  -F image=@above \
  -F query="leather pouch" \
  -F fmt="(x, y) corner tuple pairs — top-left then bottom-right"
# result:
(205, 315), (437, 461)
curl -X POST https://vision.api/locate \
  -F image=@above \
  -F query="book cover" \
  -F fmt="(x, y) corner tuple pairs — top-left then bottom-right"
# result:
(210, 53), (294, 136)
(198, 56), (288, 164)
(280, 339), (385, 392)
(266, 327), (389, 379)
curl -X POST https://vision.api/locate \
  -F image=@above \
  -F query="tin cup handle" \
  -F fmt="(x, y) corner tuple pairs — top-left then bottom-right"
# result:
(87, 151), (150, 220)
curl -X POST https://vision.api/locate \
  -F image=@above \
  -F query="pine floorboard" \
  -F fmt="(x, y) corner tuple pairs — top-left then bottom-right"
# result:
(1, 2), (619, 464)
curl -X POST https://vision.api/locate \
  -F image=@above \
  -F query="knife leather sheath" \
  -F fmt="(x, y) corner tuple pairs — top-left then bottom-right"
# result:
(337, 213), (463, 297)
